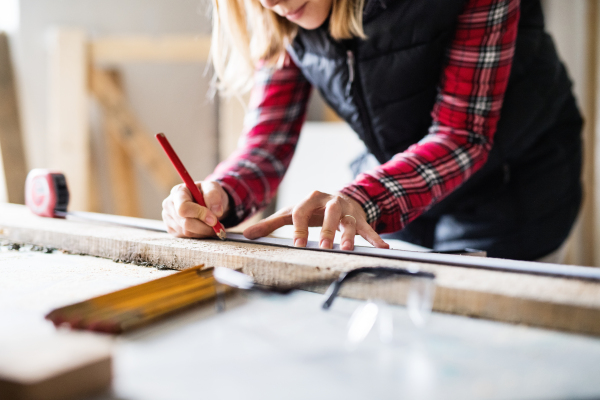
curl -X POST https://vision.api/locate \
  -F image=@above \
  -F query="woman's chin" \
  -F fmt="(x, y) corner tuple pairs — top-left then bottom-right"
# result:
(292, 15), (329, 30)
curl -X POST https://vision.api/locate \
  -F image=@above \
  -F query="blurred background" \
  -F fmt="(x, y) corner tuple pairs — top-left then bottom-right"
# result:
(0, 0), (597, 265)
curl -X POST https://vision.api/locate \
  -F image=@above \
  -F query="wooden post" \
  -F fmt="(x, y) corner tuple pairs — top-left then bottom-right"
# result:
(105, 118), (140, 217)
(47, 28), (90, 211)
(0, 32), (27, 204)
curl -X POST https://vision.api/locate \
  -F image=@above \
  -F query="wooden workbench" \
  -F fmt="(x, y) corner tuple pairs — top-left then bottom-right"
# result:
(1, 247), (600, 399)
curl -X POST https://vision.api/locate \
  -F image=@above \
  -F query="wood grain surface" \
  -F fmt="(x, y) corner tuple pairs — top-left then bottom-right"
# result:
(47, 28), (90, 211)
(0, 331), (112, 400)
(0, 32), (27, 204)
(90, 35), (211, 64)
(2, 203), (600, 336)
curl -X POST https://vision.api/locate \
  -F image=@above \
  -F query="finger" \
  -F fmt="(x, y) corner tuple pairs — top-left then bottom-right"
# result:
(292, 192), (325, 247)
(243, 208), (293, 239)
(171, 185), (194, 212)
(319, 198), (342, 249)
(339, 215), (357, 251)
(170, 183), (184, 195)
(181, 217), (215, 237)
(175, 228), (206, 239)
(168, 195), (215, 236)
(357, 221), (390, 249)
(164, 205), (214, 238)
(162, 210), (179, 235)
(162, 197), (174, 224)
(172, 186), (218, 227)
(166, 199), (185, 228)
(202, 181), (225, 218)
(164, 204), (189, 237)
(164, 214), (191, 238)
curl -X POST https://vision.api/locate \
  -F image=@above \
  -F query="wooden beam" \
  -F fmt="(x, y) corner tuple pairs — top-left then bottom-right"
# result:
(2, 203), (600, 337)
(0, 32), (27, 204)
(102, 70), (140, 217)
(90, 36), (211, 64)
(47, 28), (90, 211)
(0, 330), (112, 400)
(90, 67), (179, 193)
(105, 117), (140, 217)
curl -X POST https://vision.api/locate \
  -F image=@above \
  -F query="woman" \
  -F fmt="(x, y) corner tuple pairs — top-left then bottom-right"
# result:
(162, 0), (582, 261)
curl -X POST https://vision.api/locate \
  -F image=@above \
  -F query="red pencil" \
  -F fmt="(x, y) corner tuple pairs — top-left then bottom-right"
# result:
(155, 133), (227, 240)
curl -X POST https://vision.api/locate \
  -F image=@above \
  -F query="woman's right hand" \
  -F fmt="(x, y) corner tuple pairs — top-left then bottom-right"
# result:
(162, 181), (230, 238)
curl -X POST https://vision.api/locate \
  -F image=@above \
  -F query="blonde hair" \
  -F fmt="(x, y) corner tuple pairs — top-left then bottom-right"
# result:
(211, 0), (366, 96)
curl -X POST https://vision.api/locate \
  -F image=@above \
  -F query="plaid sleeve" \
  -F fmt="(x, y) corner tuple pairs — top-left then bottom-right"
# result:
(341, 0), (520, 234)
(207, 56), (312, 227)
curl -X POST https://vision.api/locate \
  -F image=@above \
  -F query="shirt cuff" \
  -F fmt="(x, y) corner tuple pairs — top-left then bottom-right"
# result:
(340, 184), (383, 230)
(210, 174), (258, 228)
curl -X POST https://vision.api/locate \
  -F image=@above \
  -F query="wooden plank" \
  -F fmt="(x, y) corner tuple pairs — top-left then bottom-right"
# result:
(105, 119), (140, 217)
(1, 203), (600, 336)
(0, 330), (112, 400)
(90, 36), (211, 64)
(90, 67), (179, 193)
(47, 28), (90, 211)
(0, 32), (27, 204)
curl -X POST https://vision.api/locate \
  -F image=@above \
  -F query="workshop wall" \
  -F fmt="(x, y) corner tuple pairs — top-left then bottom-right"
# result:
(12, 0), (216, 218)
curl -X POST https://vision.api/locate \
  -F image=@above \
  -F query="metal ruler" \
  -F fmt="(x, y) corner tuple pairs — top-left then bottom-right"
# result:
(224, 233), (600, 281)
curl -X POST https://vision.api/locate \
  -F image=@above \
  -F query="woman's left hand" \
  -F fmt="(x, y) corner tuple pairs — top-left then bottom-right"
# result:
(243, 191), (389, 251)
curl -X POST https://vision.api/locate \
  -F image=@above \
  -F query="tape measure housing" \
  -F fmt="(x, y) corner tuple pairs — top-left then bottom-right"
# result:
(25, 169), (70, 218)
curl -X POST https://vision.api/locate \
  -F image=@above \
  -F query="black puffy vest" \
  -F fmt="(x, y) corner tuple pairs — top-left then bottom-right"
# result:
(287, 0), (583, 260)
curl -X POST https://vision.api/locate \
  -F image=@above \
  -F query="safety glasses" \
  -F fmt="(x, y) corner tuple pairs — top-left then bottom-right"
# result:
(213, 265), (436, 345)
(322, 266), (436, 345)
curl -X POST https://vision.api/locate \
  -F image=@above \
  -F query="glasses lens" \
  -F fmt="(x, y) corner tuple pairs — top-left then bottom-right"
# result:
(323, 266), (437, 345)
(376, 300), (393, 343)
(347, 300), (379, 345)
(407, 276), (436, 327)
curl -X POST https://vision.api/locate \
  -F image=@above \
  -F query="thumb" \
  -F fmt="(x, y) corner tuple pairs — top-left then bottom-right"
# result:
(200, 181), (227, 218)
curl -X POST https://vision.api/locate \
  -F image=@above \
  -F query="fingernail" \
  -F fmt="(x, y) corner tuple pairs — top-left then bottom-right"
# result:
(342, 241), (353, 250)
(211, 205), (221, 215)
(294, 238), (307, 247)
(320, 239), (332, 249)
(206, 215), (216, 226)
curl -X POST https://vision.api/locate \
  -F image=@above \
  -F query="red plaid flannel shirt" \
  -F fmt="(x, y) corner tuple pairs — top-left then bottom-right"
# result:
(208, 0), (520, 233)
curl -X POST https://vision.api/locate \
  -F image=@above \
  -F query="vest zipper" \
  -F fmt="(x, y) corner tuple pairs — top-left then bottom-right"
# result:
(346, 48), (385, 162)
